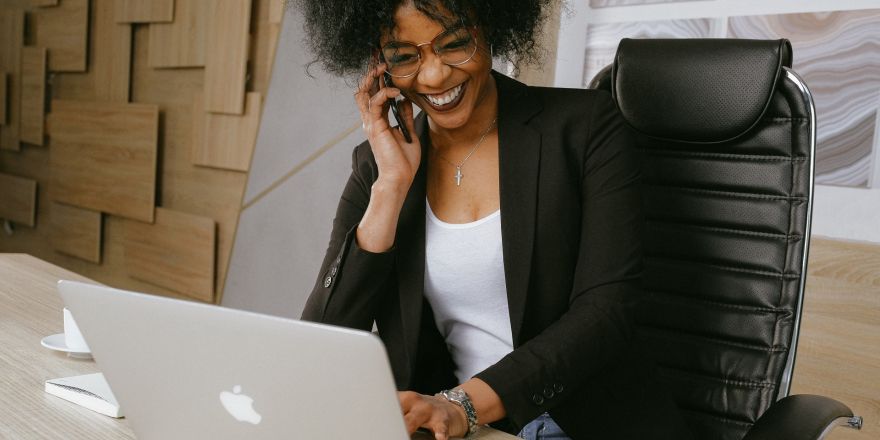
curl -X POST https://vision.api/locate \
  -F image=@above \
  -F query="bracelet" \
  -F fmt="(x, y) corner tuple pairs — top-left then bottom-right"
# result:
(436, 388), (479, 437)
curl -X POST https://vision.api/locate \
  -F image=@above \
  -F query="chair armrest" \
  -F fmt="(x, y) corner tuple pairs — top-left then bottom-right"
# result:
(743, 394), (861, 440)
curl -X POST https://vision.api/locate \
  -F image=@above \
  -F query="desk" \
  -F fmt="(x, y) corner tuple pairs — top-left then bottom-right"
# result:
(0, 253), (133, 439)
(0, 254), (517, 440)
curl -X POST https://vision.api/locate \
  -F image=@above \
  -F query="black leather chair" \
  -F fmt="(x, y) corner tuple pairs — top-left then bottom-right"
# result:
(589, 39), (863, 440)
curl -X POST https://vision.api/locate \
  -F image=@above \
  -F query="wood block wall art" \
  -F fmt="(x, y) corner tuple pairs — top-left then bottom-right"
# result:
(204, 0), (252, 114)
(0, 71), (6, 125)
(47, 100), (159, 223)
(0, 10), (24, 151)
(31, 0), (60, 6)
(192, 92), (262, 171)
(93, 0), (133, 102)
(123, 207), (216, 301)
(0, 172), (37, 227)
(50, 201), (102, 264)
(115, 0), (174, 23)
(32, 0), (89, 72)
(149, 0), (208, 68)
(268, 0), (283, 24)
(20, 47), (47, 146)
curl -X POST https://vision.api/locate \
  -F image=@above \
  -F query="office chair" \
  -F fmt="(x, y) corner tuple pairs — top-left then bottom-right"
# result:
(589, 39), (863, 440)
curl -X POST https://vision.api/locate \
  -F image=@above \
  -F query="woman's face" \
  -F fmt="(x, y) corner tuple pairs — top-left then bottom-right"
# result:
(380, 4), (494, 131)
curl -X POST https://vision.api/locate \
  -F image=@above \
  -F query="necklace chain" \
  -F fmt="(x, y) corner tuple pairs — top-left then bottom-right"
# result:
(435, 117), (498, 187)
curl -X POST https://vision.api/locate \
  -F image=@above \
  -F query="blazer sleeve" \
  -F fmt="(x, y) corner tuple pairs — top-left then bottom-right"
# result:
(474, 91), (643, 427)
(300, 142), (396, 330)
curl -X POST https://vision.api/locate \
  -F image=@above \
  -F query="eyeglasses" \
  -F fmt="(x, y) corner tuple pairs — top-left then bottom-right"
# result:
(380, 26), (478, 78)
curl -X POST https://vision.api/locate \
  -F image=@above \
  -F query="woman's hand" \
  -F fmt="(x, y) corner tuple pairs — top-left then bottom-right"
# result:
(355, 64), (421, 192)
(399, 391), (469, 440)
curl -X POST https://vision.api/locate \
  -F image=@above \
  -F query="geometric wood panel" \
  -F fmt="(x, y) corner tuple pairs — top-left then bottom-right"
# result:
(204, 0), (252, 114)
(114, 0), (174, 23)
(0, 172), (37, 227)
(92, 0), (133, 102)
(268, 0), (283, 24)
(0, 71), (6, 125)
(192, 91), (262, 171)
(123, 207), (215, 301)
(49, 201), (102, 263)
(47, 100), (159, 223)
(148, 0), (207, 68)
(32, 0), (89, 72)
(0, 10), (24, 151)
(20, 47), (47, 146)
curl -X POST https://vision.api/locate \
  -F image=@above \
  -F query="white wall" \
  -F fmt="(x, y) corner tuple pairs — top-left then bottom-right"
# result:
(555, 0), (880, 244)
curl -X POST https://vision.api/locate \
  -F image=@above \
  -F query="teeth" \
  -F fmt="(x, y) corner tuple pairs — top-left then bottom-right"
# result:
(426, 84), (463, 107)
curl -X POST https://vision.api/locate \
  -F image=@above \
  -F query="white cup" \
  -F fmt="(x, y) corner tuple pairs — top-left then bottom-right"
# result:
(63, 307), (91, 353)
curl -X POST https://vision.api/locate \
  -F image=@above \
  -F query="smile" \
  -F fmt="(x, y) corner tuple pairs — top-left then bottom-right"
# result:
(421, 82), (466, 111)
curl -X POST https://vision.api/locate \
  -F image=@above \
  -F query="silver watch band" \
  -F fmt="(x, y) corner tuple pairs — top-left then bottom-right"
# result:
(437, 388), (479, 436)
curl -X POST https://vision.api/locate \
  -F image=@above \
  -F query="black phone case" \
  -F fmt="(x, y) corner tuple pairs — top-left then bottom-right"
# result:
(384, 73), (413, 143)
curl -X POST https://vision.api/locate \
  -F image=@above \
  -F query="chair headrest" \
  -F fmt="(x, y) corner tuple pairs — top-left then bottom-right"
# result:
(612, 38), (792, 144)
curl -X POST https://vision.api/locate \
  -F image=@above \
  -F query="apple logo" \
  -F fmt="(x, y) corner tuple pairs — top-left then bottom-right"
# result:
(219, 385), (262, 425)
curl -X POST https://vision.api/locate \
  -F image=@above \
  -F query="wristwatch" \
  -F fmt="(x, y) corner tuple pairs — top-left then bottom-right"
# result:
(436, 388), (479, 437)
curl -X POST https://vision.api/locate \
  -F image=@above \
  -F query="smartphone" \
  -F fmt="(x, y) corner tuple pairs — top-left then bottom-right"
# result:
(383, 72), (413, 143)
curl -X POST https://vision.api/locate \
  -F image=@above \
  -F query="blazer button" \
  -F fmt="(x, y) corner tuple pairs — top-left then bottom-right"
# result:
(323, 276), (333, 288)
(532, 394), (544, 405)
(543, 387), (555, 399)
(553, 383), (564, 393)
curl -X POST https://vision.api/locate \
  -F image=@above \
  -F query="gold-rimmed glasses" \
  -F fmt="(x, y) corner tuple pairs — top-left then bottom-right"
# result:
(380, 26), (479, 78)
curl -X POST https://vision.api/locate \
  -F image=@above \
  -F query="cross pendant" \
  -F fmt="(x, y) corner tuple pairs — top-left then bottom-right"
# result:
(454, 166), (463, 186)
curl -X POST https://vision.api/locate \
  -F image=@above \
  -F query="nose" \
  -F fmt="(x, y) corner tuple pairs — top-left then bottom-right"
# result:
(416, 51), (452, 89)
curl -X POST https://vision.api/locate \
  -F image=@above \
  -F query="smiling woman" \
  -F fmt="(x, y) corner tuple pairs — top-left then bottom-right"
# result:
(293, 1), (694, 439)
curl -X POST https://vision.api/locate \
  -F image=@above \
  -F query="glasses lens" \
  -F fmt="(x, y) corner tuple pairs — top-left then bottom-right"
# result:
(382, 43), (420, 77)
(435, 28), (476, 65)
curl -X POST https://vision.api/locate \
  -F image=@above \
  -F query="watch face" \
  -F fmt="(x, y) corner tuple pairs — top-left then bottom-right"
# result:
(447, 389), (467, 401)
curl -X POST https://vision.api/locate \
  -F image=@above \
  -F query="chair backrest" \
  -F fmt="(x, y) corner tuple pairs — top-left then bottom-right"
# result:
(591, 39), (816, 440)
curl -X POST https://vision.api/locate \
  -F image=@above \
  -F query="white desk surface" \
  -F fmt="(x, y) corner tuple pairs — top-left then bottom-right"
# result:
(0, 253), (517, 440)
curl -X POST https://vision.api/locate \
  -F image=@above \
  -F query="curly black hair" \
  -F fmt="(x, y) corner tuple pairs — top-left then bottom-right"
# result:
(289, 0), (556, 77)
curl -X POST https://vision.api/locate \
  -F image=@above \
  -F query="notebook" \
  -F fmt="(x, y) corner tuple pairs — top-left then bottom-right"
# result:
(57, 280), (411, 439)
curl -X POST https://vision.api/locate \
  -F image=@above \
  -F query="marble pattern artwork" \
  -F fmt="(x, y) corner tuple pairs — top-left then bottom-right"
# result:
(582, 18), (716, 87)
(590, 0), (706, 8)
(729, 11), (880, 188)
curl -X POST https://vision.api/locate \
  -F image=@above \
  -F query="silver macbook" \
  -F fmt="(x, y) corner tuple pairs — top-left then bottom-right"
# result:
(57, 280), (413, 439)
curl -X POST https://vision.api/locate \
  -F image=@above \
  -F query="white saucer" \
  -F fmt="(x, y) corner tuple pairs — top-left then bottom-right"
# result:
(41, 333), (92, 359)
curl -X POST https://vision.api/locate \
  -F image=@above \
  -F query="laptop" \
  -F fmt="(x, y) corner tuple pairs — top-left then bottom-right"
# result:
(57, 280), (419, 439)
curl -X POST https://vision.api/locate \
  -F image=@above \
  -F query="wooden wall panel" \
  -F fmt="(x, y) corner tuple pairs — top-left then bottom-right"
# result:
(192, 92), (261, 171)
(32, 0), (89, 72)
(0, 10), (24, 151)
(204, 0), (252, 114)
(94, 0), (132, 102)
(0, 0), (278, 303)
(0, 71), (6, 125)
(123, 208), (215, 301)
(114, 0), (174, 23)
(20, 47), (47, 146)
(50, 202), (102, 263)
(268, 0), (283, 24)
(31, 0), (60, 6)
(148, 0), (208, 68)
(0, 172), (37, 227)
(47, 100), (158, 223)
(51, 0), (132, 103)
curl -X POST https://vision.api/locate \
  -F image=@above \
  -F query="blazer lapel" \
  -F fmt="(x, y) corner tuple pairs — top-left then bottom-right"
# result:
(396, 113), (431, 379)
(494, 72), (543, 346)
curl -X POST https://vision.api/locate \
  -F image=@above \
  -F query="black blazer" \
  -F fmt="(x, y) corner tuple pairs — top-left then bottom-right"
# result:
(302, 72), (692, 439)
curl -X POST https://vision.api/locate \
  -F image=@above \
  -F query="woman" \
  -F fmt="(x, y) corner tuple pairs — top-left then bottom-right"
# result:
(297, 1), (692, 439)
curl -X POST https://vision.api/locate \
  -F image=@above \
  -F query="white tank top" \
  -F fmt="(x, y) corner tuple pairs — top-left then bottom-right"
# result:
(424, 200), (514, 384)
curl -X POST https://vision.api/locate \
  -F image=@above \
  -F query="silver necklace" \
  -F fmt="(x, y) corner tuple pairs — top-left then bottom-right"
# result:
(435, 117), (498, 187)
